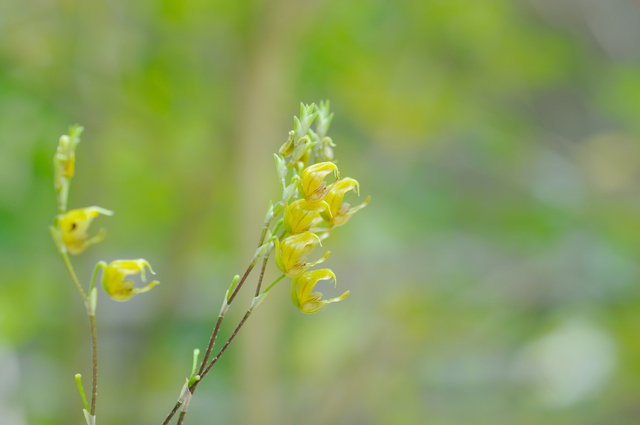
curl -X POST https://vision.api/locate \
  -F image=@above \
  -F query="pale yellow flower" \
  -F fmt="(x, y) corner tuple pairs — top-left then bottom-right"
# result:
(284, 199), (330, 235)
(275, 232), (330, 278)
(323, 178), (370, 227)
(59, 206), (113, 255)
(300, 162), (339, 202)
(291, 269), (349, 314)
(102, 259), (159, 301)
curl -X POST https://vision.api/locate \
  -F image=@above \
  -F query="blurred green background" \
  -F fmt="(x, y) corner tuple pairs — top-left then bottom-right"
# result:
(2, 0), (640, 424)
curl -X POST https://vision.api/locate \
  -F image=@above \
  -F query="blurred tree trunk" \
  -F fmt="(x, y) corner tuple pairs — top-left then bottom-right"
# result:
(235, 2), (326, 423)
(235, 2), (299, 425)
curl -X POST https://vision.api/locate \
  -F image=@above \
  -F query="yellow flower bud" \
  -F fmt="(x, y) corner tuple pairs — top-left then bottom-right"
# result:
(300, 162), (339, 202)
(323, 178), (370, 227)
(279, 131), (295, 157)
(275, 232), (330, 278)
(284, 199), (331, 235)
(54, 128), (82, 183)
(60, 145), (76, 178)
(59, 206), (113, 255)
(291, 269), (349, 314)
(53, 126), (83, 212)
(102, 259), (159, 301)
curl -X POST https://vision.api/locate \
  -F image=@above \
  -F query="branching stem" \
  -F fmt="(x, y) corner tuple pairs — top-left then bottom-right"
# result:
(162, 234), (274, 423)
(161, 202), (285, 424)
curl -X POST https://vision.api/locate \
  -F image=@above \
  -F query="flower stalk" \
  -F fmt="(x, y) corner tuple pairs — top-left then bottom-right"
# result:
(162, 101), (369, 424)
(50, 127), (158, 423)
(49, 102), (369, 425)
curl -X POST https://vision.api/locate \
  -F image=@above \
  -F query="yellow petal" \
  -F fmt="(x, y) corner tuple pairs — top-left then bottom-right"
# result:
(332, 195), (370, 227)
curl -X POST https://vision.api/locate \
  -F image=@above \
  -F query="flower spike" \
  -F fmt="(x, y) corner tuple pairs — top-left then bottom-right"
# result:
(291, 269), (349, 314)
(59, 206), (113, 255)
(102, 259), (159, 301)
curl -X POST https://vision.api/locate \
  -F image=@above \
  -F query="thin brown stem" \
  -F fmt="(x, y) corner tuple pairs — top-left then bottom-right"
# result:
(162, 312), (253, 424)
(176, 411), (187, 425)
(226, 222), (273, 305)
(163, 265), (254, 425)
(162, 211), (276, 424)
(197, 255), (259, 375)
(162, 402), (182, 425)
(200, 311), (251, 379)
(59, 248), (99, 420)
(197, 220), (271, 369)
(196, 316), (224, 376)
(89, 315), (98, 415)
(227, 264), (255, 305)
(255, 254), (270, 297)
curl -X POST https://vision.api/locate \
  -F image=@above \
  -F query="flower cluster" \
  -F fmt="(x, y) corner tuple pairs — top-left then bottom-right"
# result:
(50, 126), (158, 305)
(50, 104), (367, 425)
(272, 102), (370, 313)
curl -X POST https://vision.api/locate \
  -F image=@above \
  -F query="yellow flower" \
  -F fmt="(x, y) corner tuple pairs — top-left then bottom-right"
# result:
(291, 269), (349, 314)
(59, 206), (114, 255)
(284, 199), (331, 235)
(275, 232), (330, 278)
(323, 178), (370, 227)
(300, 162), (339, 202)
(102, 259), (159, 301)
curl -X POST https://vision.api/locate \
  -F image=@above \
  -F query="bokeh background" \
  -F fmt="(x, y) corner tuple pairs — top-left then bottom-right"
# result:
(2, 0), (640, 424)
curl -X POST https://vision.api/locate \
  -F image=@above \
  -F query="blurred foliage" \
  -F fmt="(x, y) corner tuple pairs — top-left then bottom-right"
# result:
(2, 0), (640, 424)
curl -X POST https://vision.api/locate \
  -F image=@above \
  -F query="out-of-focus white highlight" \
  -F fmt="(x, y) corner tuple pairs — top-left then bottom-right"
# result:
(516, 319), (616, 407)
(0, 341), (26, 425)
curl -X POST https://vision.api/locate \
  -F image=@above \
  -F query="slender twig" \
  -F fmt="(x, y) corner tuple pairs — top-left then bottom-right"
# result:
(196, 316), (224, 377)
(162, 266), (270, 424)
(59, 250), (100, 418)
(161, 311), (253, 425)
(255, 254), (270, 297)
(200, 311), (251, 379)
(89, 315), (98, 415)
(227, 264), (256, 305)
(162, 402), (182, 425)
(197, 214), (276, 371)
(197, 258), (257, 375)
(162, 209), (278, 424)
(161, 268), (285, 425)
